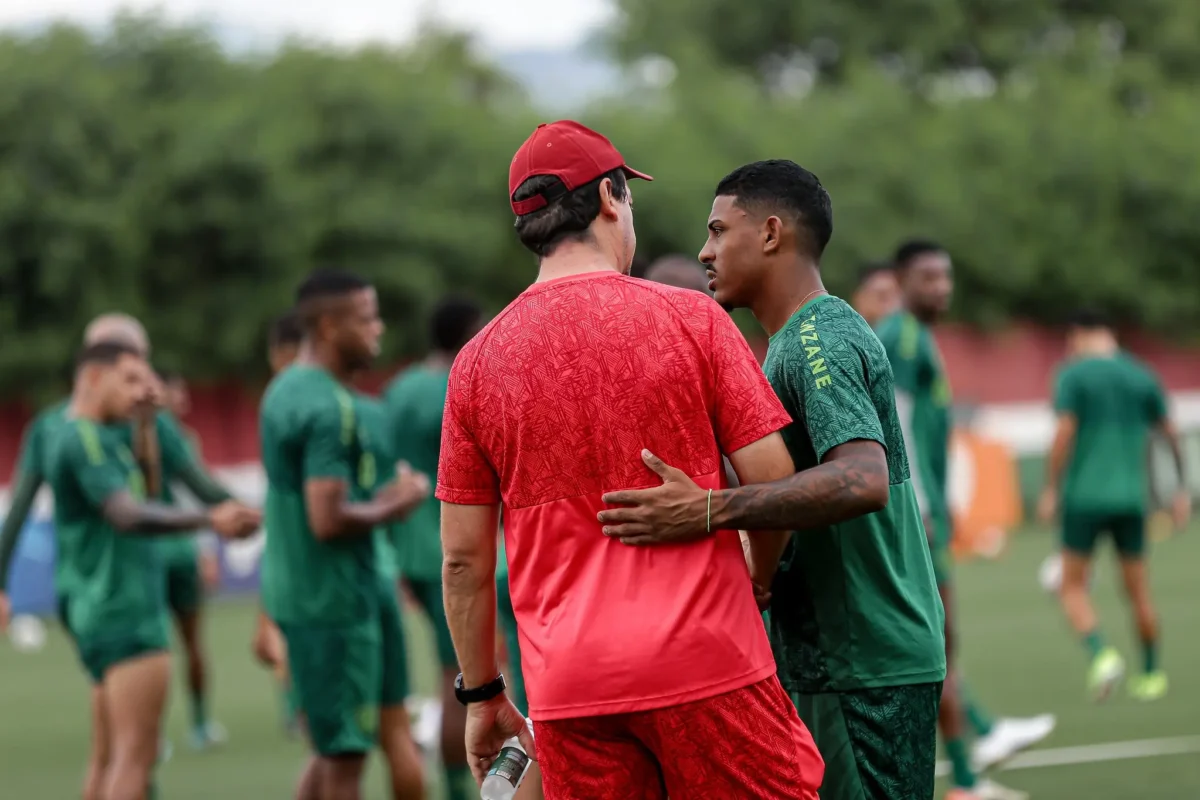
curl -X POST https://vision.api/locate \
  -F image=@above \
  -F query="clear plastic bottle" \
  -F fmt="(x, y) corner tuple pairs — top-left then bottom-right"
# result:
(480, 720), (534, 800)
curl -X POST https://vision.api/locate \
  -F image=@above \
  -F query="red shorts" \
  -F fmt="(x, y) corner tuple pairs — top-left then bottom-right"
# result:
(533, 676), (824, 800)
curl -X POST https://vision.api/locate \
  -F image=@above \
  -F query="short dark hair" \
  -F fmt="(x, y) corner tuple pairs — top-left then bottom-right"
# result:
(430, 295), (483, 353)
(513, 169), (628, 258)
(1067, 308), (1111, 331)
(295, 269), (371, 330)
(269, 311), (304, 348)
(76, 341), (142, 371)
(715, 160), (833, 260)
(856, 259), (894, 288)
(893, 239), (946, 269)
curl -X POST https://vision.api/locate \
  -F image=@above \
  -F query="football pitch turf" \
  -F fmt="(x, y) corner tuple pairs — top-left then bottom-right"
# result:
(2, 525), (1198, 799)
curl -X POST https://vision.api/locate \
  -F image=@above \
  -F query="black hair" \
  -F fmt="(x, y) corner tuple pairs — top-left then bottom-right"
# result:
(714, 160), (833, 260)
(430, 295), (483, 353)
(856, 259), (894, 288)
(269, 311), (305, 348)
(513, 169), (628, 258)
(892, 239), (946, 269)
(295, 269), (372, 330)
(1067, 308), (1111, 331)
(75, 341), (142, 371)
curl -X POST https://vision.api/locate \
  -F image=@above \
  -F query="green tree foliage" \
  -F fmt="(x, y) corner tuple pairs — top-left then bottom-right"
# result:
(612, 0), (1200, 84)
(1, 12), (1198, 400)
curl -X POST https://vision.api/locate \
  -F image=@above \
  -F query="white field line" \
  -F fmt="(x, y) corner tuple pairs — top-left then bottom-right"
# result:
(936, 735), (1200, 776)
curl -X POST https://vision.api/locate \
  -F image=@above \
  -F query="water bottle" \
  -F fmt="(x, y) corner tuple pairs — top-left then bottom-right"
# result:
(480, 719), (534, 800)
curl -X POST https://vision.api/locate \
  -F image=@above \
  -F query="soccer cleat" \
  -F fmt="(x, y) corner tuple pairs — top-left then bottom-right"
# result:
(1088, 647), (1125, 702)
(1129, 671), (1168, 701)
(188, 721), (229, 751)
(973, 779), (1030, 800)
(406, 696), (442, 754)
(972, 714), (1057, 771)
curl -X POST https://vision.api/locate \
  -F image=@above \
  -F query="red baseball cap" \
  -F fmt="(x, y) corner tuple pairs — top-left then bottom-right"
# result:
(508, 120), (653, 216)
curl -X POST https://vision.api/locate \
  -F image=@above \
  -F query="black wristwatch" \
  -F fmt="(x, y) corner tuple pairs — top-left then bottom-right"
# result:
(454, 672), (506, 706)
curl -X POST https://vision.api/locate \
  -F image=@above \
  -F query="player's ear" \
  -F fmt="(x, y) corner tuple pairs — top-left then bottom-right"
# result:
(763, 216), (783, 255)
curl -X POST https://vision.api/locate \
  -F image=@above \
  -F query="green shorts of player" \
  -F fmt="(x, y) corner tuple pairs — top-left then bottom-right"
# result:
(59, 595), (171, 685)
(1061, 509), (1146, 559)
(409, 574), (528, 715)
(280, 582), (410, 756)
(163, 547), (204, 617)
(792, 682), (942, 800)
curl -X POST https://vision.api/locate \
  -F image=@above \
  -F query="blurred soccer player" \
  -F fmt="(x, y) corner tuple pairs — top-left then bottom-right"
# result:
(383, 295), (489, 800)
(879, 240), (1050, 798)
(439, 122), (822, 799)
(153, 366), (230, 750)
(37, 342), (258, 800)
(1038, 310), (1190, 702)
(252, 311), (305, 734)
(259, 270), (429, 800)
(643, 253), (711, 293)
(599, 160), (945, 800)
(851, 259), (900, 328)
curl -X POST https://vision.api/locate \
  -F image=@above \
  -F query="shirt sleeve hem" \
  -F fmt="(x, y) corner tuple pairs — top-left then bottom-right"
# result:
(814, 431), (887, 464)
(435, 486), (500, 506)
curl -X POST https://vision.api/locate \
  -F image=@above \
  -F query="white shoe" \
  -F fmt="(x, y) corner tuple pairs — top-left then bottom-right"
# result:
(406, 696), (442, 754)
(972, 714), (1056, 771)
(974, 778), (1030, 800)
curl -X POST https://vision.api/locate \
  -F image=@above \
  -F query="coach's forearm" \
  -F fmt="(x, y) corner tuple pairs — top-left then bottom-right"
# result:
(0, 471), (42, 591)
(712, 450), (889, 532)
(442, 557), (499, 687)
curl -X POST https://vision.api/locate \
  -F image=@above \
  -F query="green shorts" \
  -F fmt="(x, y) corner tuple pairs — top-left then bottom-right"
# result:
(1062, 510), (1146, 558)
(407, 577), (458, 669)
(75, 615), (170, 685)
(281, 585), (409, 756)
(496, 575), (526, 715)
(165, 552), (203, 616)
(791, 682), (941, 800)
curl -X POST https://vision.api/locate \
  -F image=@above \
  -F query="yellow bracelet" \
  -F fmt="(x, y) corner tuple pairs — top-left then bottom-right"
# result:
(706, 489), (713, 533)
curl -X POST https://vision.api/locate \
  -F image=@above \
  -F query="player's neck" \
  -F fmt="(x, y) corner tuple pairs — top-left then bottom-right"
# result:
(535, 241), (622, 284)
(754, 264), (826, 337)
(67, 393), (106, 423)
(1078, 337), (1118, 357)
(296, 340), (356, 385)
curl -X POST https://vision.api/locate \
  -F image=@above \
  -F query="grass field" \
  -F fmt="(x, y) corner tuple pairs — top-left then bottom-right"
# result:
(2, 525), (1198, 799)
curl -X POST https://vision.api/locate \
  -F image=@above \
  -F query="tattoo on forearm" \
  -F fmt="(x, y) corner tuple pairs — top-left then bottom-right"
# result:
(718, 452), (889, 532)
(105, 495), (208, 535)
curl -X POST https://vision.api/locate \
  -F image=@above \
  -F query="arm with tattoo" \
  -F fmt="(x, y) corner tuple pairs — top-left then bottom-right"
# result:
(710, 440), (890, 532)
(103, 490), (213, 535)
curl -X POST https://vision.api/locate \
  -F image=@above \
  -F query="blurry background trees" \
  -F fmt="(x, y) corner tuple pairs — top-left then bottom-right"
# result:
(2, 3), (1199, 399)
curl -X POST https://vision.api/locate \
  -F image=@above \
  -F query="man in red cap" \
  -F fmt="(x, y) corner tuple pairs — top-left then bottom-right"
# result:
(436, 120), (824, 799)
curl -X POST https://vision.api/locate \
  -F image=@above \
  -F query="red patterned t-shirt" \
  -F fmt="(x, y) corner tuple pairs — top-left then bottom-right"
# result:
(436, 271), (791, 720)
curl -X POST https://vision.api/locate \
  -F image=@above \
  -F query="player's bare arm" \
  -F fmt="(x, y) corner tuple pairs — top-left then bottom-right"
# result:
(442, 501), (537, 783)
(600, 438), (887, 539)
(304, 462), (428, 541)
(1156, 418), (1192, 528)
(1038, 413), (1077, 522)
(102, 491), (259, 538)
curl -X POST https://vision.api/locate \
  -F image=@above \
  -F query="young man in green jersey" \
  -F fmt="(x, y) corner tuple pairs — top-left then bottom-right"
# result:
(260, 269), (429, 800)
(879, 241), (1052, 799)
(1038, 309), (1191, 702)
(39, 341), (259, 800)
(600, 160), (946, 800)
(252, 312), (305, 733)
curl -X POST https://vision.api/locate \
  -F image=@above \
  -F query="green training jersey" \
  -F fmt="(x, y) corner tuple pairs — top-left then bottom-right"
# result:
(763, 295), (946, 694)
(45, 418), (164, 638)
(260, 365), (381, 625)
(382, 365), (448, 581)
(112, 411), (202, 563)
(3, 401), (72, 593)
(1054, 353), (1167, 514)
(355, 393), (401, 581)
(876, 311), (953, 546)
